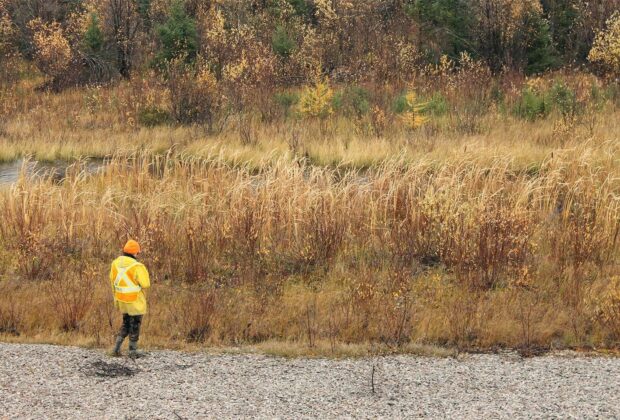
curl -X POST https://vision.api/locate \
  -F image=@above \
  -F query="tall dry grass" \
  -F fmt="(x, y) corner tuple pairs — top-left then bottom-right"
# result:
(1, 70), (618, 170)
(1, 67), (619, 353)
(0, 144), (618, 352)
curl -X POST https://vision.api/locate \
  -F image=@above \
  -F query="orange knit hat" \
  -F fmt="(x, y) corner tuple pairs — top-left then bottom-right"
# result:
(123, 240), (141, 255)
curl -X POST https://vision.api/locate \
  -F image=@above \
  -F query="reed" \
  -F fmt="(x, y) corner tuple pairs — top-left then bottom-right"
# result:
(0, 145), (618, 352)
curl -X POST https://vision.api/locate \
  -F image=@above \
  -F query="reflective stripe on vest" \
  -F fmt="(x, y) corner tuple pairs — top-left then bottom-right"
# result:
(114, 261), (141, 303)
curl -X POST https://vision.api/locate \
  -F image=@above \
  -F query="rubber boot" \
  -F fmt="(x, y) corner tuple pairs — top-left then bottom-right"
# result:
(111, 336), (124, 357)
(128, 340), (145, 359)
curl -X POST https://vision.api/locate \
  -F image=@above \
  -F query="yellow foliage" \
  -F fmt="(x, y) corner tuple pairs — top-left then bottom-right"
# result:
(400, 91), (429, 130)
(196, 64), (223, 113)
(197, 66), (218, 91)
(28, 19), (72, 78)
(475, 0), (543, 39)
(588, 12), (620, 77)
(526, 76), (547, 94)
(371, 105), (387, 137)
(64, 0), (99, 41)
(424, 53), (491, 95)
(298, 78), (334, 119)
(396, 41), (419, 76)
(201, 6), (227, 59)
(223, 53), (249, 83)
(315, 0), (337, 22)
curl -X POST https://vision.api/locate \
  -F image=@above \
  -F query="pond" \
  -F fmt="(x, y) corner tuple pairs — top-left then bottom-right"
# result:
(0, 159), (106, 186)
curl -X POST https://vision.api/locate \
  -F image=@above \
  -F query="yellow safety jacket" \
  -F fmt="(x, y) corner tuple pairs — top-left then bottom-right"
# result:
(109, 256), (150, 316)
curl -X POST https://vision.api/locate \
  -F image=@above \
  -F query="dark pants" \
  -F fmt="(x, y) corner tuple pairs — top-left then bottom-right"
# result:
(118, 314), (142, 342)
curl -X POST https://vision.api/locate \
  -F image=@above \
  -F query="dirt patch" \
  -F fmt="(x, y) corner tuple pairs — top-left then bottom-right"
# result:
(81, 360), (138, 378)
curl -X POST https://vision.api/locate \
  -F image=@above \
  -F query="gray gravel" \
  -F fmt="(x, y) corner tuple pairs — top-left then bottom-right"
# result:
(1, 343), (619, 419)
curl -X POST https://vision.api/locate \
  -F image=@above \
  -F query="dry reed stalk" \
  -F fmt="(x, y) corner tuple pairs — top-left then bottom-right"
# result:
(0, 145), (617, 349)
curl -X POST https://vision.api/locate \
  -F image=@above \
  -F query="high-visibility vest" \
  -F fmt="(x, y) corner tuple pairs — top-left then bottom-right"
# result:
(113, 261), (141, 303)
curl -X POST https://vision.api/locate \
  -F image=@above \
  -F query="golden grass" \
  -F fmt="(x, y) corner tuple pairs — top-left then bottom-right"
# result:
(1, 78), (618, 170)
(1, 77), (620, 356)
(0, 138), (618, 355)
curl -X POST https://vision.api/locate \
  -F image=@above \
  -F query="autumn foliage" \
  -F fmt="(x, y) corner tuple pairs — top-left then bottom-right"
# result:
(589, 12), (620, 77)
(0, 0), (620, 354)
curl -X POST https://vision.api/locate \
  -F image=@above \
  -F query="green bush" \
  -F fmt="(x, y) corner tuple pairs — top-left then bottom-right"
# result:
(590, 84), (606, 110)
(287, 0), (314, 20)
(424, 92), (449, 116)
(337, 86), (371, 118)
(549, 81), (577, 117)
(274, 91), (299, 118)
(514, 88), (549, 121)
(394, 91), (443, 116)
(331, 91), (343, 112)
(272, 25), (296, 58)
(604, 84), (620, 106)
(138, 106), (172, 127)
(393, 92), (410, 114)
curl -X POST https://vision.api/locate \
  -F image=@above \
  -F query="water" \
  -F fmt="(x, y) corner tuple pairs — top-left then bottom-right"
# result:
(0, 160), (23, 185)
(0, 159), (106, 186)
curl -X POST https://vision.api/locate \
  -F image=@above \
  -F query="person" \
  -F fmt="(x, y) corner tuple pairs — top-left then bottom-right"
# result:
(110, 240), (150, 358)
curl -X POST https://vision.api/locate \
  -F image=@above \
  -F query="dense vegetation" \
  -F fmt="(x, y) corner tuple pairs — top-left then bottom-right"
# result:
(0, 0), (620, 355)
(1, 1), (620, 94)
(1, 0), (620, 134)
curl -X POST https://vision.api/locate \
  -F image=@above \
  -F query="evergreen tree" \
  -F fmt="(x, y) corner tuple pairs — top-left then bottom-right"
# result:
(272, 25), (296, 58)
(82, 13), (104, 55)
(288, 0), (309, 17)
(155, 0), (198, 67)
(136, 0), (151, 28)
(523, 12), (560, 75)
(286, 0), (317, 24)
(407, 0), (475, 59)
(542, 0), (578, 57)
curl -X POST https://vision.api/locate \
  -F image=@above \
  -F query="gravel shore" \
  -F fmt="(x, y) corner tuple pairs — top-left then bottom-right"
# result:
(1, 343), (619, 419)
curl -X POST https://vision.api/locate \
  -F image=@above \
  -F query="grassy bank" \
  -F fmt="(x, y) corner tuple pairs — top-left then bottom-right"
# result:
(1, 74), (619, 170)
(0, 146), (618, 354)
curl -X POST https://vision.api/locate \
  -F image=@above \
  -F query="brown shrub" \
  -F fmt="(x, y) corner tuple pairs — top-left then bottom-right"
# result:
(46, 262), (96, 331)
